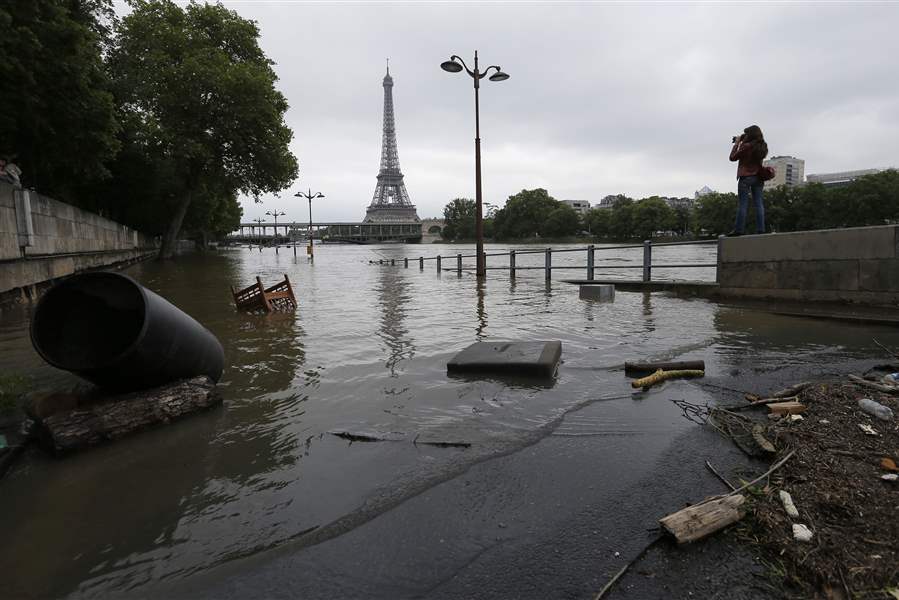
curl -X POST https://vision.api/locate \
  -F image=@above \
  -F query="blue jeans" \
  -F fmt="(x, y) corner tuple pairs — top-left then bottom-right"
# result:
(735, 175), (765, 234)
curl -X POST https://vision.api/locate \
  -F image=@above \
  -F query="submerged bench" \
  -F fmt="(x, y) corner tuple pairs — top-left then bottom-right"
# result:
(232, 274), (297, 313)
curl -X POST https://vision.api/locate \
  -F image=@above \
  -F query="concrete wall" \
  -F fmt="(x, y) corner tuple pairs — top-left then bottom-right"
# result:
(718, 225), (899, 307)
(0, 183), (158, 297)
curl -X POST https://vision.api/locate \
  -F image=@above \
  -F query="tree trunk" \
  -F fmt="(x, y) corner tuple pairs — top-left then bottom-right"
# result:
(159, 188), (194, 260)
(37, 376), (221, 454)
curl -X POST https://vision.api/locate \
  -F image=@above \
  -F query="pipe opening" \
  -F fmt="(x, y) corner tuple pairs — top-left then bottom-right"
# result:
(32, 273), (146, 371)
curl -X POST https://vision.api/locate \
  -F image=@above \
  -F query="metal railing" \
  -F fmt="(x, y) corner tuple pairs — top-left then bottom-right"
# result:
(392, 238), (724, 283)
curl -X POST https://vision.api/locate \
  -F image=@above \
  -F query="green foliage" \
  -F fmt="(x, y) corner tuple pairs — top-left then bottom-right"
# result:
(632, 197), (675, 239)
(108, 0), (298, 256)
(0, 374), (31, 414)
(441, 198), (476, 240)
(584, 207), (611, 237)
(542, 204), (581, 237)
(0, 0), (119, 203)
(693, 192), (739, 236)
(493, 188), (570, 239)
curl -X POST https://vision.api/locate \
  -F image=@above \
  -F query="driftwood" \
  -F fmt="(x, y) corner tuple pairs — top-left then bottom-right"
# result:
(732, 394), (800, 411)
(660, 494), (747, 544)
(848, 374), (899, 395)
(704, 460), (736, 491)
(659, 450), (796, 543)
(631, 369), (704, 389)
(624, 360), (705, 375)
(767, 401), (807, 416)
(751, 425), (776, 453)
(38, 377), (221, 453)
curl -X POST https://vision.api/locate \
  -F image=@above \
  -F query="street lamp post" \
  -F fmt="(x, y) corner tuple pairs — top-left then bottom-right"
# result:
(266, 210), (286, 254)
(294, 189), (325, 259)
(441, 51), (509, 278)
(253, 217), (264, 249)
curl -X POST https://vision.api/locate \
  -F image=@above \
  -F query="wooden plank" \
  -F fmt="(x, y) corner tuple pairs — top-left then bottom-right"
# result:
(767, 401), (807, 415)
(659, 495), (746, 544)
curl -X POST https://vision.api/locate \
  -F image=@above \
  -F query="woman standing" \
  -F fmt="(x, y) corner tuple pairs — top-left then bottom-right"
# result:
(728, 124), (768, 235)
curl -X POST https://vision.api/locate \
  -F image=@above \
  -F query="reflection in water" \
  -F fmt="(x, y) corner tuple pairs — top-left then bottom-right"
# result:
(476, 278), (487, 340)
(642, 292), (656, 333)
(375, 265), (414, 377)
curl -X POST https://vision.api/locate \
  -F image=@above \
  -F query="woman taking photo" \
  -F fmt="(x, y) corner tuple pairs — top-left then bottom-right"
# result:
(728, 124), (768, 235)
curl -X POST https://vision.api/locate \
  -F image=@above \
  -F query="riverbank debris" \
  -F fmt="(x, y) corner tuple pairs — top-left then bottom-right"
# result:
(751, 424), (776, 453)
(771, 381), (812, 398)
(232, 274), (296, 313)
(34, 376), (221, 454)
(733, 379), (899, 596)
(792, 523), (813, 543)
(624, 360), (705, 375)
(778, 490), (799, 517)
(659, 450), (796, 544)
(630, 368), (704, 389)
(857, 397), (894, 421)
(848, 374), (899, 395)
(767, 400), (806, 416)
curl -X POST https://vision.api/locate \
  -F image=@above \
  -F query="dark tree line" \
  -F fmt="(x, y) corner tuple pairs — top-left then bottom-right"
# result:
(0, 0), (298, 258)
(440, 171), (899, 242)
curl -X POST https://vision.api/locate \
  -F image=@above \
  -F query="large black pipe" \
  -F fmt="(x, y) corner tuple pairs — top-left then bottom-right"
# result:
(31, 271), (224, 391)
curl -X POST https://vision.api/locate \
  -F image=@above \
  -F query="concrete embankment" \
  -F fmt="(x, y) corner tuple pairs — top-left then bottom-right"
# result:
(0, 183), (157, 302)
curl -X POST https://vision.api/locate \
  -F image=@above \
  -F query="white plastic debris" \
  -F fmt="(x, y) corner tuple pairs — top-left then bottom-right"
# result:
(788, 414), (804, 423)
(858, 398), (894, 421)
(883, 474), (898, 482)
(792, 524), (813, 542)
(859, 423), (879, 436)
(881, 373), (899, 387)
(819, 419), (830, 424)
(779, 490), (800, 518)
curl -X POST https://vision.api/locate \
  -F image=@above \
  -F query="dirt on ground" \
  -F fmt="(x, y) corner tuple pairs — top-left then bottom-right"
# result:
(734, 374), (899, 599)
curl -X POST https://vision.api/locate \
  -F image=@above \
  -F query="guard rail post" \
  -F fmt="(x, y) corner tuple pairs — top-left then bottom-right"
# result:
(587, 244), (595, 281)
(642, 240), (652, 282)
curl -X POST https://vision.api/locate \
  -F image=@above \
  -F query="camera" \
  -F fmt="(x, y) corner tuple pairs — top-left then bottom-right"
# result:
(732, 134), (744, 143)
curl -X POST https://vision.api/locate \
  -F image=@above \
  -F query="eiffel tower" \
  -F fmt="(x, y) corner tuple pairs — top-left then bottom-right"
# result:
(363, 63), (420, 223)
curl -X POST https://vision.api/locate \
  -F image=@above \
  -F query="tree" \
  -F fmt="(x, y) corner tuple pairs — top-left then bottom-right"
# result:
(584, 208), (611, 237)
(493, 188), (560, 239)
(693, 192), (738, 236)
(108, 0), (298, 258)
(631, 197), (675, 239)
(541, 204), (581, 237)
(441, 198), (476, 240)
(0, 0), (119, 202)
(610, 197), (636, 239)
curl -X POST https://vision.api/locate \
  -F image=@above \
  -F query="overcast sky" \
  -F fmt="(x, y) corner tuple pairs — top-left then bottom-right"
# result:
(116, 1), (899, 223)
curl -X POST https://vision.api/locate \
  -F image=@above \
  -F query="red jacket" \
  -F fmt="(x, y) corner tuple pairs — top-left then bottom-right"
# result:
(730, 141), (761, 177)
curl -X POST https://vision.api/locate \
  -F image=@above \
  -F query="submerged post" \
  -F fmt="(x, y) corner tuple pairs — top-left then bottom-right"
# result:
(510, 249), (516, 279)
(419, 256), (424, 270)
(643, 240), (652, 282)
(545, 248), (552, 281)
(457, 253), (463, 276)
(716, 235), (724, 283)
(587, 244), (595, 281)
(404, 257), (408, 268)
(437, 255), (442, 272)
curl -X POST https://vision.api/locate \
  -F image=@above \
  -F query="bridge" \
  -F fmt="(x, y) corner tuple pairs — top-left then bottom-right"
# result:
(228, 221), (423, 244)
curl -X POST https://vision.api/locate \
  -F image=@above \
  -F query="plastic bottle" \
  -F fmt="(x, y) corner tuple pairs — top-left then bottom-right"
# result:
(858, 398), (894, 421)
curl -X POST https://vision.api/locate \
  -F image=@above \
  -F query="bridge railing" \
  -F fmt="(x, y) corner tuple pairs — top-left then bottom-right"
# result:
(397, 238), (723, 283)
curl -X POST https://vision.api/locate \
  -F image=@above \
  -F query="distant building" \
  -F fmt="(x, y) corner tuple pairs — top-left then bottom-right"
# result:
(806, 168), (886, 188)
(596, 194), (623, 210)
(561, 199), (591, 215)
(763, 156), (805, 188)
(694, 185), (714, 199)
(664, 197), (693, 210)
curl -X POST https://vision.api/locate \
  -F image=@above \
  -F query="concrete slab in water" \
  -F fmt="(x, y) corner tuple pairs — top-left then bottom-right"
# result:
(579, 284), (615, 301)
(447, 341), (562, 378)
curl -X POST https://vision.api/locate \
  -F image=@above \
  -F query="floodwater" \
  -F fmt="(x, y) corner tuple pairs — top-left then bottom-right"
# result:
(0, 242), (896, 598)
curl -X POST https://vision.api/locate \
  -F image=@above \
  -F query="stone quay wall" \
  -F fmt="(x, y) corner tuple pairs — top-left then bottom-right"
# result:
(718, 225), (899, 307)
(0, 182), (158, 299)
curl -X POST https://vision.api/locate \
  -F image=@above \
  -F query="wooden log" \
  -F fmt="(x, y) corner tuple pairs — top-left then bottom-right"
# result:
(767, 401), (807, 416)
(631, 369), (704, 389)
(659, 495), (746, 544)
(625, 360), (705, 375)
(848, 374), (899, 395)
(38, 377), (221, 454)
(751, 425), (776, 453)
(731, 395), (800, 411)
